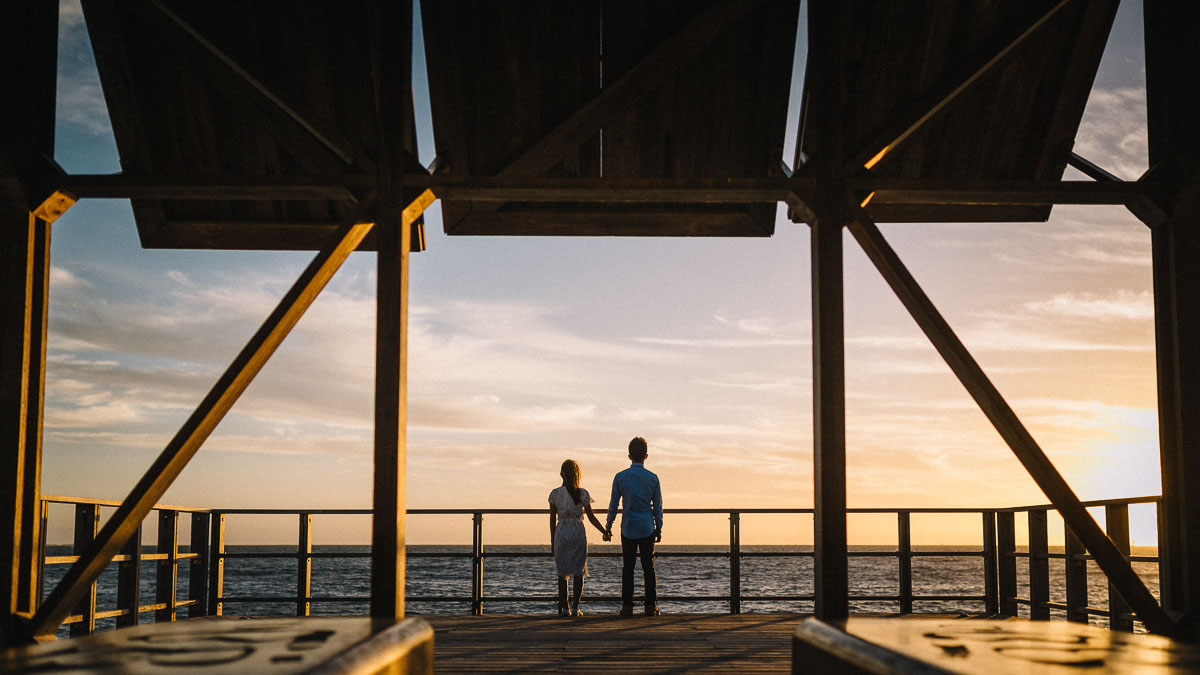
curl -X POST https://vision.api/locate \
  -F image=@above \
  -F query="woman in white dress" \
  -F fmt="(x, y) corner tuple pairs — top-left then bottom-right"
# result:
(549, 459), (610, 617)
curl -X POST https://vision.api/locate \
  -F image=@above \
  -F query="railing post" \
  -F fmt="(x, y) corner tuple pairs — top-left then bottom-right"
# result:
(729, 511), (741, 614)
(116, 524), (142, 627)
(70, 503), (100, 637)
(982, 511), (998, 615)
(156, 509), (179, 622)
(35, 500), (47, 613)
(1106, 503), (1134, 631)
(207, 512), (225, 617)
(1065, 525), (1088, 623)
(472, 512), (483, 616)
(188, 513), (209, 618)
(997, 511), (1017, 616)
(897, 512), (912, 615)
(1029, 510), (1050, 620)
(298, 513), (313, 616)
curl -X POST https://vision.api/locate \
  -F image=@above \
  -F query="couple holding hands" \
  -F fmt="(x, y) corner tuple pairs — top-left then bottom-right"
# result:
(548, 437), (663, 618)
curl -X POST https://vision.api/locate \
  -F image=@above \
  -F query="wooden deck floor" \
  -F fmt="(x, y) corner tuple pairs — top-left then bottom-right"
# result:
(421, 613), (804, 673)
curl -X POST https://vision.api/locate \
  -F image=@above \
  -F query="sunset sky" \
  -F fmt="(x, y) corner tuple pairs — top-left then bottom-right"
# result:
(42, 1), (1162, 546)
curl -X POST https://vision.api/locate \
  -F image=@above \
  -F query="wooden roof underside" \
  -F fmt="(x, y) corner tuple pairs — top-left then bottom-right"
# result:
(79, 0), (1117, 250)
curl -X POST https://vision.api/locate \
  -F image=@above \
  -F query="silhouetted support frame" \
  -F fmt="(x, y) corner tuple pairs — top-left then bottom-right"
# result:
(0, 0), (59, 646)
(1145, 0), (1200, 634)
(810, 198), (848, 620)
(847, 209), (1175, 635)
(28, 198), (378, 639)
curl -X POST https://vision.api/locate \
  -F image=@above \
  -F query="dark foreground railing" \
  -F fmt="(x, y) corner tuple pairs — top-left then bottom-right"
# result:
(37, 495), (1160, 636)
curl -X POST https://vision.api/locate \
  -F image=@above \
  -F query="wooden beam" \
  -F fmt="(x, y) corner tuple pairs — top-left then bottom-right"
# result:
(850, 0), (1077, 172)
(133, 0), (376, 172)
(1145, 0), (1200, 631)
(370, 0), (416, 619)
(810, 193), (848, 621)
(0, 0), (57, 646)
(56, 173), (1170, 207)
(847, 209), (1176, 636)
(27, 196), (378, 640)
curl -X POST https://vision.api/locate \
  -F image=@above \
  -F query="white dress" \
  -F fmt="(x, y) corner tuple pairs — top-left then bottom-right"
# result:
(549, 486), (592, 578)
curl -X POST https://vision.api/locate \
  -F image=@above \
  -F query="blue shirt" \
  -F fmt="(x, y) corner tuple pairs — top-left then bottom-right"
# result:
(606, 462), (663, 539)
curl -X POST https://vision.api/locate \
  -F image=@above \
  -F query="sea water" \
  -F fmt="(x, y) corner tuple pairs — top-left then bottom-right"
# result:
(40, 544), (1160, 638)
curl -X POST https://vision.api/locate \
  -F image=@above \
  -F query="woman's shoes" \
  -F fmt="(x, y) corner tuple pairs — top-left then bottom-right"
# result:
(569, 602), (582, 617)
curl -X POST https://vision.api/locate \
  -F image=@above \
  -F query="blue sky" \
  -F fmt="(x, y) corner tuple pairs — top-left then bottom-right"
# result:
(42, 1), (1162, 545)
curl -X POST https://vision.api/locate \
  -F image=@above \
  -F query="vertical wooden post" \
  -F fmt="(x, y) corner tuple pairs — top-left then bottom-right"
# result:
(207, 513), (225, 617)
(982, 511), (999, 615)
(70, 505), (100, 638)
(471, 512), (483, 616)
(897, 512), (913, 615)
(729, 512), (741, 615)
(156, 510), (178, 622)
(1028, 510), (1050, 620)
(115, 524), (142, 627)
(997, 511), (1017, 616)
(297, 513), (312, 617)
(1065, 525), (1088, 623)
(0, 0), (57, 645)
(1106, 504), (1134, 631)
(187, 513), (209, 618)
(1145, 0), (1200, 630)
(811, 197), (848, 621)
(369, 0), (414, 619)
(35, 502), (47, 614)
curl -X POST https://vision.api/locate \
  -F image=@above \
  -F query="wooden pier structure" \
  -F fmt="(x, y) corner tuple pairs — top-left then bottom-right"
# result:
(3, 0), (1200, 671)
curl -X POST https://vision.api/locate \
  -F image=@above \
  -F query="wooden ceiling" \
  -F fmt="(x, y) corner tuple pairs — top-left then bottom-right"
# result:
(78, 0), (1118, 250)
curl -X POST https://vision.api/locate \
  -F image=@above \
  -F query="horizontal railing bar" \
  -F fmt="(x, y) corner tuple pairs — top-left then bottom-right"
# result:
(1000, 495), (1160, 512)
(40, 494), (210, 512)
(44, 552), (198, 565)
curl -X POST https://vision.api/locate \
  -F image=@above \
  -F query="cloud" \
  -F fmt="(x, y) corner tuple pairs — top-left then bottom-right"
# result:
(1024, 290), (1153, 320)
(1072, 87), (1148, 181)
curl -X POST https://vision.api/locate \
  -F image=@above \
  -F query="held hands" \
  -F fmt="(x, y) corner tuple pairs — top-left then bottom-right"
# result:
(602, 528), (613, 542)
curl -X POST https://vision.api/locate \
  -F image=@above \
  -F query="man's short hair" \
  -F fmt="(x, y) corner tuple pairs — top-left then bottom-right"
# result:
(628, 436), (648, 460)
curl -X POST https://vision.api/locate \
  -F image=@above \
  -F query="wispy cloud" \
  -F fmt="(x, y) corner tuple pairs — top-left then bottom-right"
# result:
(1024, 290), (1153, 320)
(1073, 87), (1148, 181)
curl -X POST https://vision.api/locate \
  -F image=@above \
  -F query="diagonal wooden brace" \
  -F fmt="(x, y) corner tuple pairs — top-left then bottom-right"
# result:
(846, 204), (1176, 636)
(26, 191), (408, 640)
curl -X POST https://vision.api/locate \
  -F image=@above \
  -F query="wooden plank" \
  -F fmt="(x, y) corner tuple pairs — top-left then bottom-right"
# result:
(1029, 510), (1050, 621)
(997, 512), (1017, 616)
(811, 194), (848, 621)
(2, 617), (434, 674)
(429, 614), (801, 673)
(982, 512), (999, 615)
(898, 513), (913, 614)
(28, 197), (378, 640)
(207, 514), (225, 617)
(187, 513), (208, 619)
(847, 210), (1175, 636)
(798, 617), (1200, 674)
(850, 0), (1076, 172)
(135, 0), (374, 172)
(297, 513), (312, 617)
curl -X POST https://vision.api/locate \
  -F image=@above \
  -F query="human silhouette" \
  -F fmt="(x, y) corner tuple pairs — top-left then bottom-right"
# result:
(549, 459), (611, 617)
(605, 437), (663, 616)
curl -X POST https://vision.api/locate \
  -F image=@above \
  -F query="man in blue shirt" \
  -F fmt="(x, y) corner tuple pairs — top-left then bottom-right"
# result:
(605, 436), (663, 616)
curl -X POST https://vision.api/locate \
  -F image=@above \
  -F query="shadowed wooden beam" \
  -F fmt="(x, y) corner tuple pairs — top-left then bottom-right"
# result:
(455, 0), (768, 224)
(58, 173), (1174, 206)
(847, 208), (1176, 636)
(849, 0), (1077, 172)
(0, 0), (58, 645)
(370, 0), (418, 619)
(27, 194), (380, 640)
(134, 0), (376, 172)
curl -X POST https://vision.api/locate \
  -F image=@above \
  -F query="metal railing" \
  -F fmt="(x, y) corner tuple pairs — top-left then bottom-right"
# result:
(37, 496), (1160, 635)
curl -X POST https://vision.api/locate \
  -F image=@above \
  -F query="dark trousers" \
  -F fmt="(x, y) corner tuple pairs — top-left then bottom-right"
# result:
(621, 535), (657, 606)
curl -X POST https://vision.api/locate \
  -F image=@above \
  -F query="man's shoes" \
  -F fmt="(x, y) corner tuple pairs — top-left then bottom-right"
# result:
(619, 604), (635, 616)
(644, 604), (661, 616)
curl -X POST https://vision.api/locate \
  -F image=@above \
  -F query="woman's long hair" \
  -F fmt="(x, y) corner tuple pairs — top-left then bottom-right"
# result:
(560, 459), (582, 504)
